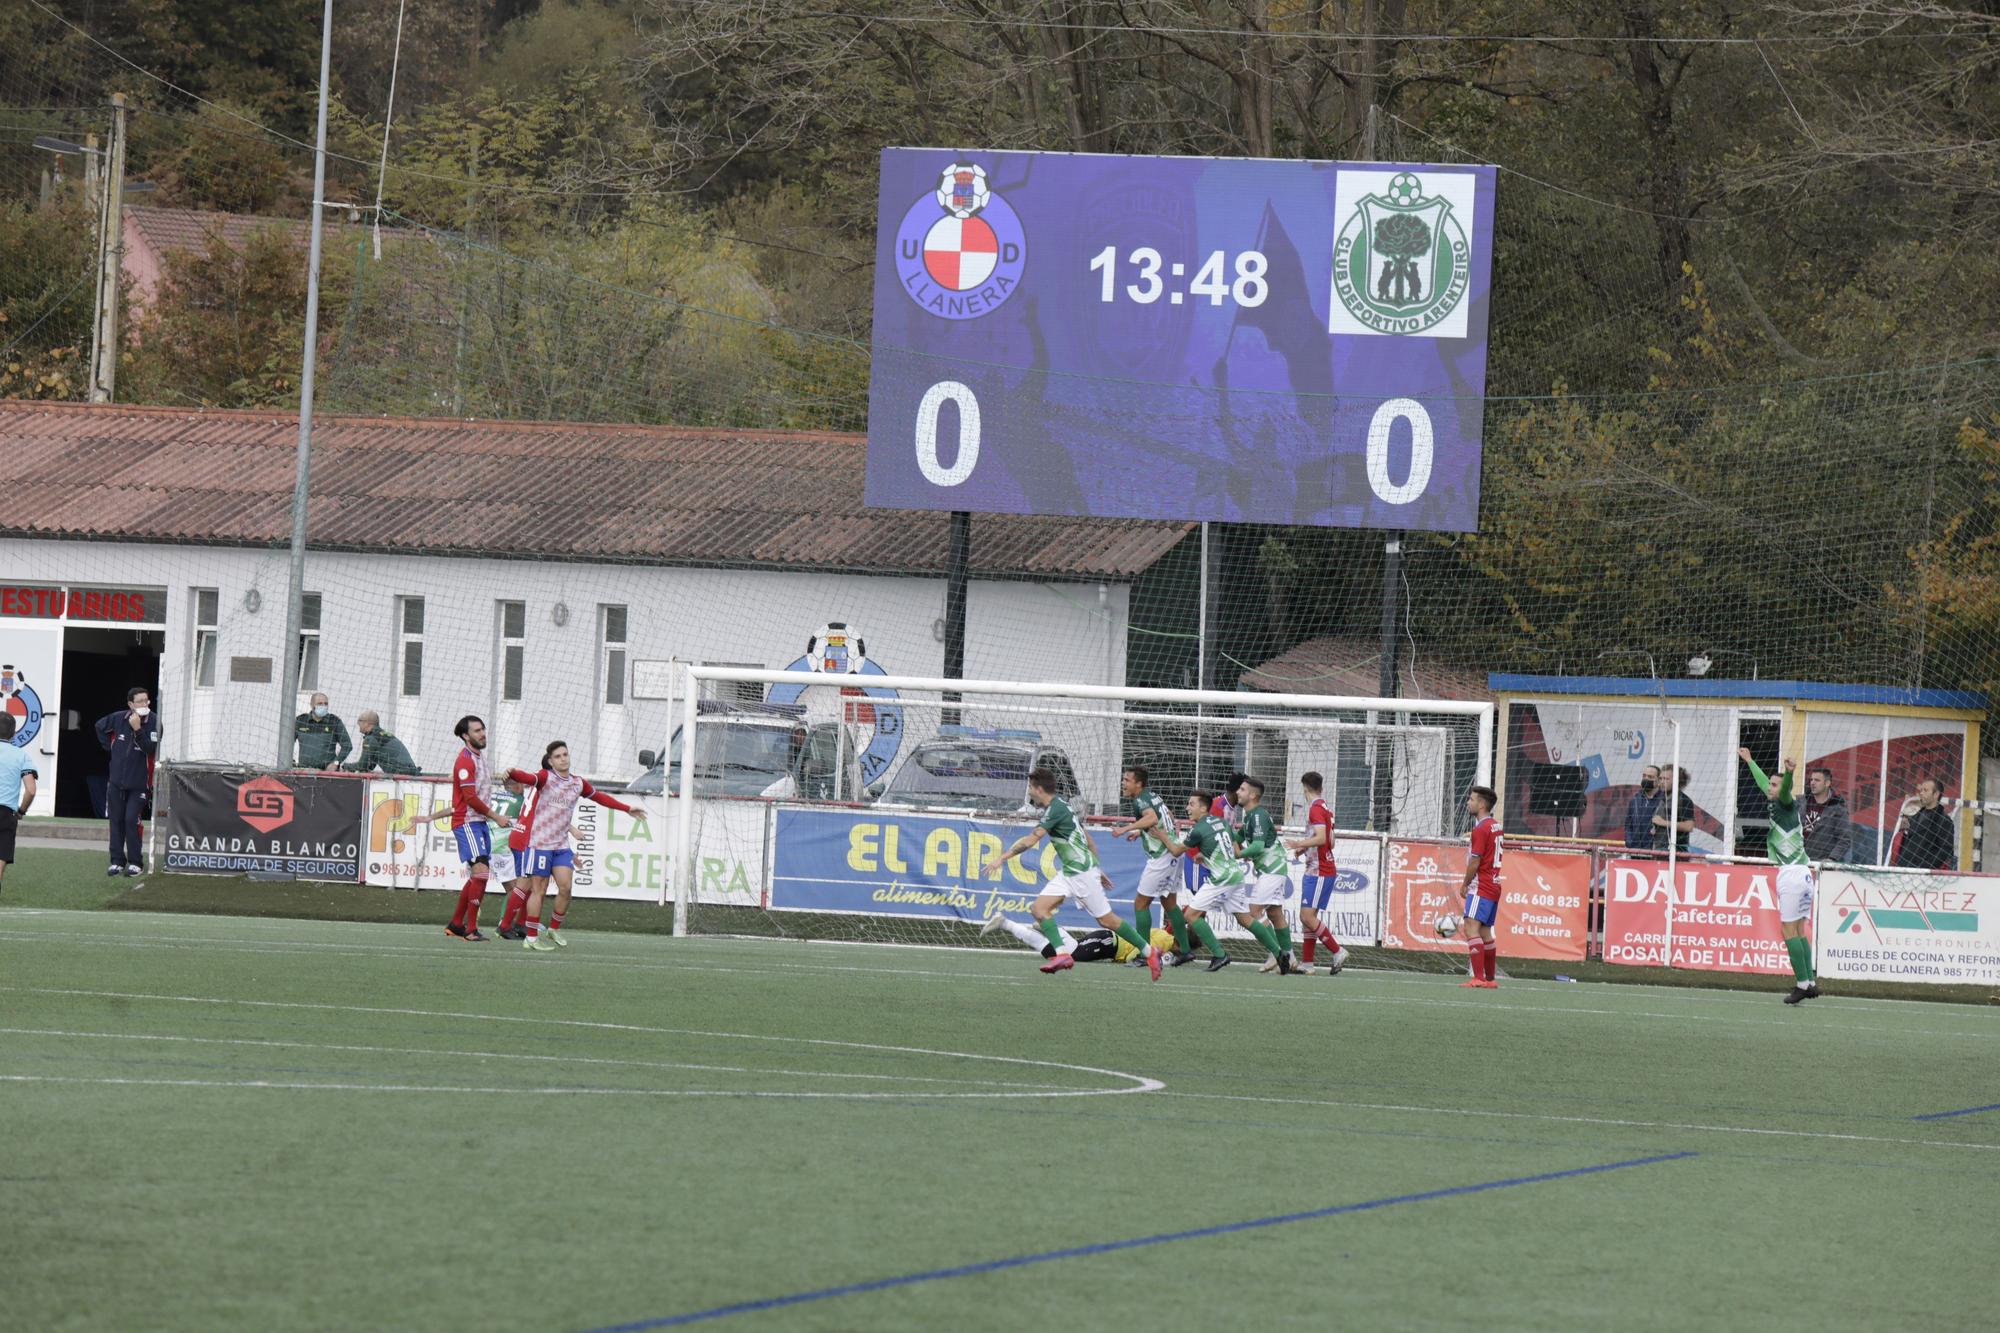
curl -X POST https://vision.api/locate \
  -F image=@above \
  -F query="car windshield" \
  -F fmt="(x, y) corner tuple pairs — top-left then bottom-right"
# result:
(661, 723), (801, 795)
(883, 744), (1034, 811)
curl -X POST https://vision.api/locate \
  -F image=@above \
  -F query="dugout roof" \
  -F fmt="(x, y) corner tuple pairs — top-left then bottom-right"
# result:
(0, 402), (1192, 580)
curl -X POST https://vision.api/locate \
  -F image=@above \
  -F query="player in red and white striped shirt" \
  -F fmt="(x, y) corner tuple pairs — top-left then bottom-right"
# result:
(506, 740), (646, 951)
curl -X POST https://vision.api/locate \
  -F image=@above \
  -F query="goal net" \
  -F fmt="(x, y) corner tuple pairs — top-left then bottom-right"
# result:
(670, 665), (1493, 957)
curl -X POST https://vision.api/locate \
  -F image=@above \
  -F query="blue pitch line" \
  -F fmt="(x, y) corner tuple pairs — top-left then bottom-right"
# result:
(1912, 1103), (2000, 1122)
(579, 1151), (1697, 1333)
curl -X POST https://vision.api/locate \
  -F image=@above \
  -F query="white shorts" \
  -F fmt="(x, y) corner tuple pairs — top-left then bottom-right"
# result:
(1136, 854), (1181, 901)
(1245, 870), (1289, 907)
(1042, 869), (1112, 920)
(490, 843), (521, 882)
(1777, 863), (1815, 923)
(1189, 877), (1248, 917)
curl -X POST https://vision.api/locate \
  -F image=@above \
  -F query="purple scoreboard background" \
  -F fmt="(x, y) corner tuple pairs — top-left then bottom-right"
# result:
(865, 148), (1497, 531)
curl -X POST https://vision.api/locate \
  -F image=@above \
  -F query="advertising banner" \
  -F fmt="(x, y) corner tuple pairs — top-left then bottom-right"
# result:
(362, 780), (766, 904)
(163, 768), (364, 879)
(1316, 835), (1385, 946)
(868, 149), (1497, 531)
(772, 807), (1134, 930)
(1601, 857), (1796, 974)
(1379, 838), (1589, 959)
(1814, 868), (2000, 985)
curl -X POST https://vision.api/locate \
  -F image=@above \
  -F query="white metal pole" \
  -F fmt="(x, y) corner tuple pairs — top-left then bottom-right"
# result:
(672, 674), (699, 936)
(370, 0), (407, 261)
(1475, 702), (1494, 790)
(1666, 718), (1682, 959)
(683, 666), (1495, 718)
(276, 0), (335, 767)
(93, 96), (126, 402)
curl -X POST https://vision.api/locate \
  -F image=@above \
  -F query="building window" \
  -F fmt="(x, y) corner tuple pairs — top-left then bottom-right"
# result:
(297, 593), (322, 692)
(193, 588), (218, 689)
(601, 604), (627, 706)
(499, 600), (525, 702)
(704, 661), (764, 705)
(398, 596), (424, 698)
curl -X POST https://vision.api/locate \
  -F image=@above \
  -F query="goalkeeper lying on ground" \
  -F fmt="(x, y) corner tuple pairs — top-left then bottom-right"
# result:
(980, 912), (1173, 963)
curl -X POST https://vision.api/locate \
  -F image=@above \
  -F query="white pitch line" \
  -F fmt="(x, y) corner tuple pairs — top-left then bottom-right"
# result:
(1163, 1089), (2000, 1153)
(0, 1073), (1116, 1100)
(0, 1027), (1071, 1091)
(0, 987), (1163, 1097)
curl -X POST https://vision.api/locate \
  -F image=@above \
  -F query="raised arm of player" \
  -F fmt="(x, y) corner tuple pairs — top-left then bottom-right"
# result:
(578, 780), (644, 821)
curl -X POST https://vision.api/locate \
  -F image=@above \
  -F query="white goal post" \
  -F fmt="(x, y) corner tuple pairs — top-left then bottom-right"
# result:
(670, 666), (1494, 937)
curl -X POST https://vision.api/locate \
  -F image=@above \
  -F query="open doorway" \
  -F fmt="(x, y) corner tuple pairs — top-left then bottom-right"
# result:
(1730, 712), (1783, 857)
(57, 627), (162, 818)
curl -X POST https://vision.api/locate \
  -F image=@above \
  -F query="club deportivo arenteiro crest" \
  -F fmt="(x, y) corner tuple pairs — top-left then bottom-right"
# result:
(1330, 170), (1474, 338)
(0, 663), (43, 748)
(895, 162), (1027, 320)
(766, 622), (906, 785)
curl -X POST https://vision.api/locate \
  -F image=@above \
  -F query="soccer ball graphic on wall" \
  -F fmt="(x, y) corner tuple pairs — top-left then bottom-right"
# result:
(0, 663), (44, 748)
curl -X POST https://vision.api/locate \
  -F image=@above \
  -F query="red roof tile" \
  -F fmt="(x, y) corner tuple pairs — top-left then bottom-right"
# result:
(0, 402), (1191, 579)
(1240, 634), (1490, 702)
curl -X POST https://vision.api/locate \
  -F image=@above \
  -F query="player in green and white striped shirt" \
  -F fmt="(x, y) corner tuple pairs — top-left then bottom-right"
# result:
(1118, 765), (1193, 963)
(1161, 791), (1294, 973)
(1740, 748), (1820, 1004)
(1236, 777), (1301, 973)
(981, 767), (1162, 980)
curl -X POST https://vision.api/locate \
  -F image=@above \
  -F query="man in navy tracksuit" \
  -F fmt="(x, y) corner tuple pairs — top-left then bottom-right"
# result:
(95, 687), (160, 876)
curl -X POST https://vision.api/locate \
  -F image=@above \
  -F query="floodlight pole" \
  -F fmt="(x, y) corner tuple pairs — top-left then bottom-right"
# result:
(943, 510), (970, 725)
(276, 0), (336, 767)
(89, 94), (127, 403)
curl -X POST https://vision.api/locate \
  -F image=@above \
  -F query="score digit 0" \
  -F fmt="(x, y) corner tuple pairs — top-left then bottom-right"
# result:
(915, 382), (1434, 506)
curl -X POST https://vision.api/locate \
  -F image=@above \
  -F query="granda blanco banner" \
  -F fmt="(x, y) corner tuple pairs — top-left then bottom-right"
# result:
(1813, 867), (2000, 985)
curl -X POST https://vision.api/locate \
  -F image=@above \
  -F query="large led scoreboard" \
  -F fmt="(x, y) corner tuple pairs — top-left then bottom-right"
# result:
(865, 148), (1497, 531)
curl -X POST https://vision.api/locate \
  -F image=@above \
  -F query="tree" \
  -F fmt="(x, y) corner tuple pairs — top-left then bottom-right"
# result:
(125, 225), (350, 408)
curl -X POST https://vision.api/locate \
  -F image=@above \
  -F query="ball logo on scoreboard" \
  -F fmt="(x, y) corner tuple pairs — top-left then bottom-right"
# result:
(896, 162), (1027, 320)
(1330, 170), (1474, 338)
(0, 663), (43, 748)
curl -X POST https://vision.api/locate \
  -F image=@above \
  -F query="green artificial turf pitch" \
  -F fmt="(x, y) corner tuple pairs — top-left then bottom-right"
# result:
(1, 904), (1996, 1332)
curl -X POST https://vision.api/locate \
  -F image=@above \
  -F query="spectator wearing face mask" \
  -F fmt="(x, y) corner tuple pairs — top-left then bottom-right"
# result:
(1623, 764), (1665, 850)
(95, 686), (161, 877)
(293, 692), (352, 771)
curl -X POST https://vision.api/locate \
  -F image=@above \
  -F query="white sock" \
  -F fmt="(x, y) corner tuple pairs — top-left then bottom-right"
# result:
(1001, 917), (1046, 952)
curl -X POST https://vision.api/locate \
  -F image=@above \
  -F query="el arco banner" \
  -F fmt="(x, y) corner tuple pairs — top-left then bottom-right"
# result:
(163, 768), (364, 880)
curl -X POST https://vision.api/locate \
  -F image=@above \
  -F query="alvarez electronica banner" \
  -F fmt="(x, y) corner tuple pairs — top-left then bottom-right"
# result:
(1814, 867), (2000, 985)
(1601, 857), (1797, 975)
(868, 149), (1497, 530)
(163, 768), (364, 879)
(1379, 838), (1589, 960)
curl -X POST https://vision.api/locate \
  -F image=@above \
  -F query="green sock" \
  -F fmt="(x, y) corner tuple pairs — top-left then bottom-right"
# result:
(1275, 924), (1293, 955)
(1133, 903), (1153, 938)
(1246, 919), (1284, 958)
(1112, 918), (1152, 954)
(1785, 934), (1813, 984)
(1038, 918), (1066, 952)
(1164, 904), (1192, 953)
(1191, 916), (1226, 959)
